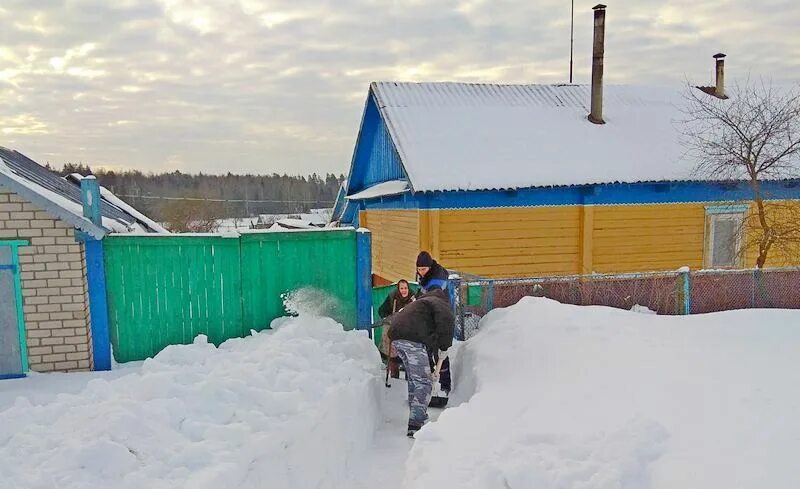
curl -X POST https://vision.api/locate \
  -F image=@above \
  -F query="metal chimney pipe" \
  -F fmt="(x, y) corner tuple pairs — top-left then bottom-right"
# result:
(588, 4), (606, 125)
(714, 53), (726, 98)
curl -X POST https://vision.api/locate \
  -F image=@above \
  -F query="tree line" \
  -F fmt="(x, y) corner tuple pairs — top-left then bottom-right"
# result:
(53, 163), (345, 227)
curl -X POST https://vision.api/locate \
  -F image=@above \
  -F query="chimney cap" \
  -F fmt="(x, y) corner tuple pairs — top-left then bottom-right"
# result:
(713, 53), (727, 59)
(593, 4), (607, 9)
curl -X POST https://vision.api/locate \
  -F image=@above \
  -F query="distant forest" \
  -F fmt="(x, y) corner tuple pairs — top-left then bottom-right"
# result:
(53, 163), (345, 223)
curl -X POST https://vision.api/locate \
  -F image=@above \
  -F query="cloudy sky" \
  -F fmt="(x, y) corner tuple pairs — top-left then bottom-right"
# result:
(0, 0), (798, 176)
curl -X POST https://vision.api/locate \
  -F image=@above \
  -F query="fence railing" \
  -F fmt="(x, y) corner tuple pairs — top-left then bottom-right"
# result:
(103, 229), (371, 362)
(449, 268), (800, 340)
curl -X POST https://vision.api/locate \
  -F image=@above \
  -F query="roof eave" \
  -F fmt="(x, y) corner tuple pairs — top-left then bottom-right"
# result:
(0, 173), (107, 239)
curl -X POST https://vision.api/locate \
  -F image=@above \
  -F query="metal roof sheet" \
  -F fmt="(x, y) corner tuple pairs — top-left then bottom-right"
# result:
(369, 82), (696, 192)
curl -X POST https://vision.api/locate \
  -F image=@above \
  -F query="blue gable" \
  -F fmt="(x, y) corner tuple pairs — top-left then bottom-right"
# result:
(346, 91), (407, 195)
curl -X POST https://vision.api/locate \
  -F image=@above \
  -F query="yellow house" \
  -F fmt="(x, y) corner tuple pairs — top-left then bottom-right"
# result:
(334, 82), (800, 284)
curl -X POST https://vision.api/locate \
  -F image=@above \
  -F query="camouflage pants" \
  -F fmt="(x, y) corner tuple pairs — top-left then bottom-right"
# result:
(392, 339), (432, 427)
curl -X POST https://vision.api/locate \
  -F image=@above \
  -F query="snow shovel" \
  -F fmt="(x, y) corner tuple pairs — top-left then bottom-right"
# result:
(428, 353), (449, 408)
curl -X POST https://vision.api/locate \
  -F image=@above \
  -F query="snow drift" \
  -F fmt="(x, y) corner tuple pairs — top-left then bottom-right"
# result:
(0, 317), (381, 489)
(405, 298), (800, 489)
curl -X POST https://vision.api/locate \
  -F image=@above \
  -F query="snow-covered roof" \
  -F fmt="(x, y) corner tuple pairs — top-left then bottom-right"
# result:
(346, 179), (410, 200)
(67, 174), (169, 234)
(298, 213), (328, 225)
(370, 82), (696, 192)
(0, 147), (166, 237)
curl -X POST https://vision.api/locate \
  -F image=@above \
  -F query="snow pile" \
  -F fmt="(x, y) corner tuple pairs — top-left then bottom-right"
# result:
(0, 317), (381, 489)
(405, 298), (800, 489)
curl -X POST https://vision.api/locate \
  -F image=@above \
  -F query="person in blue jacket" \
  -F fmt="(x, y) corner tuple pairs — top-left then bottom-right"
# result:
(414, 251), (452, 396)
(415, 251), (449, 295)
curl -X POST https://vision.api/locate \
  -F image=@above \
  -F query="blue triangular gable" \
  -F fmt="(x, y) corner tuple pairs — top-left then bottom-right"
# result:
(346, 90), (408, 195)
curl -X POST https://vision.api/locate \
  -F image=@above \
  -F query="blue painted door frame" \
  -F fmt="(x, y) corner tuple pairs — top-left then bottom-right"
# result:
(0, 240), (28, 379)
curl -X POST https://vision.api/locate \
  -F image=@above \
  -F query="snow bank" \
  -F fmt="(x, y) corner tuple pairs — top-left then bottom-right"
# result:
(405, 298), (800, 489)
(0, 317), (381, 489)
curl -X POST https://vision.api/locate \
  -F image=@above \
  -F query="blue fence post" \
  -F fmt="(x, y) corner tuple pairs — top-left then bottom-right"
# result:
(679, 268), (691, 315)
(355, 229), (372, 330)
(486, 279), (495, 312)
(80, 177), (112, 370)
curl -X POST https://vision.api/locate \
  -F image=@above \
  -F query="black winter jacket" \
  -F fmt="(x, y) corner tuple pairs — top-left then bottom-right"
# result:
(388, 289), (454, 352)
(377, 289), (415, 319)
(417, 260), (449, 295)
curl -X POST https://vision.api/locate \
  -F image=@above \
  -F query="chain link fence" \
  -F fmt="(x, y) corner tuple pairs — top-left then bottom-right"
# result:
(449, 268), (800, 340)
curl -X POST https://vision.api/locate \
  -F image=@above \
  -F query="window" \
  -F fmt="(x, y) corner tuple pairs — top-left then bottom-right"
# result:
(704, 206), (747, 269)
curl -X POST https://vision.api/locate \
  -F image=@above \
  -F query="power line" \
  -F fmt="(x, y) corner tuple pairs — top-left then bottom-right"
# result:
(117, 194), (334, 205)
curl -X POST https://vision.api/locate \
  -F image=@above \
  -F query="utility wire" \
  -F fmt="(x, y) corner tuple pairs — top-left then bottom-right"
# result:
(117, 194), (335, 205)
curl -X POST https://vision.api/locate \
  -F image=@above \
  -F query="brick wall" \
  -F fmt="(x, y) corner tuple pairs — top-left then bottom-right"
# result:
(0, 188), (93, 372)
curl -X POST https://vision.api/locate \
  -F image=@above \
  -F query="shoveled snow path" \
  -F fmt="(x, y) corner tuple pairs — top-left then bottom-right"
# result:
(345, 378), (443, 489)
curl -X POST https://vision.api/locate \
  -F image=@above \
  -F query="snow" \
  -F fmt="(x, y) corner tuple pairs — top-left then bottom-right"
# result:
(276, 217), (318, 229)
(0, 367), (140, 412)
(215, 217), (261, 232)
(404, 298), (800, 489)
(372, 82), (701, 192)
(215, 214), (329, 231)
(97, 186), (169, 234)
(0, 316), (382, 489)
(6, 296), (796, 489)
(346, 179), (410, 200)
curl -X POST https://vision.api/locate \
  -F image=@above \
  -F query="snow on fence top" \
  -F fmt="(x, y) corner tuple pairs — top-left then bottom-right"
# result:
(371, 82), (698, 192)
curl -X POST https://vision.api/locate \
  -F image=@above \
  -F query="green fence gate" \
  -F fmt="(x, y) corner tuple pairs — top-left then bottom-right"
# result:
(104, 229), (368, 363)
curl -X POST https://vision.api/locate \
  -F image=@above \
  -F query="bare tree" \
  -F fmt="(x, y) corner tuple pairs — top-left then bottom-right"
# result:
(682, 80), (800, 268)
(160, 196), (223, 233)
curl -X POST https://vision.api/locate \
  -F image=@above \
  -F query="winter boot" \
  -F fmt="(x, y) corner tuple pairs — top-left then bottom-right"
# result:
(407, 422), (422, 437)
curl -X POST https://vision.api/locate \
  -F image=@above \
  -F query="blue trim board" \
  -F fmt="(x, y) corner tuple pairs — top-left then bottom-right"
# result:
(705, 204), (750, 214)
(352, 180), (800, 210)
(80, 177), (112, 371)
(85, 240), (112, 370)
(0, 373), (26, 380)
(355, 230), (373, 330)
(1, 240), (29, 375)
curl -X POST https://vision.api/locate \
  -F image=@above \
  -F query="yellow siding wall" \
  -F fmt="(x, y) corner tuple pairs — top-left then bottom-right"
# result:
(743, 201), (800, 267)
(361, 210), (420, 282)
(436, 207), (582, 277)
(591, 203), (706, 273)
(365, 202), (800, 281)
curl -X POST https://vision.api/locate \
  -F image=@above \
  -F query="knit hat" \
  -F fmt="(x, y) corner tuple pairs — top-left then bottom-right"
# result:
(416, 251), (433, 267)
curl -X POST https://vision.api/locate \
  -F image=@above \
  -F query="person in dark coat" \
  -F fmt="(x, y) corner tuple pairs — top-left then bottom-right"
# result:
(377, 279), (414, 378)
(378, 279), (414, 319)
(388, 287), (455, 436)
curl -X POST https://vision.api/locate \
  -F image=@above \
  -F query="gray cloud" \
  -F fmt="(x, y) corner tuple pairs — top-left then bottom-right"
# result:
(0, 0), (798, 175)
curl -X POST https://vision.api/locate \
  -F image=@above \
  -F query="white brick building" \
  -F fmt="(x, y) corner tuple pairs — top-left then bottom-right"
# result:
(0, 147), (165, 377)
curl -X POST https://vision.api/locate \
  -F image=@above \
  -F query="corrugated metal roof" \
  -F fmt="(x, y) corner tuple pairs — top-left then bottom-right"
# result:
(369, 82), (695, 192)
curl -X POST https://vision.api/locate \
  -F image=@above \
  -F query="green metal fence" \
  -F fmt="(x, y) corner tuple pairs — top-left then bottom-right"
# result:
(104, 230), (362, 363)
